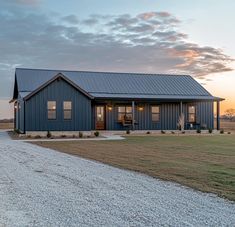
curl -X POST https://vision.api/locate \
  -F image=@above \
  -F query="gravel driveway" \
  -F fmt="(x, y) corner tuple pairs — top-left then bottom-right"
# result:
(0, 131), (234, 226)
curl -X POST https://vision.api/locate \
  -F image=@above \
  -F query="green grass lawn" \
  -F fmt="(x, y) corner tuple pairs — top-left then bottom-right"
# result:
(33, 134), (235, 201)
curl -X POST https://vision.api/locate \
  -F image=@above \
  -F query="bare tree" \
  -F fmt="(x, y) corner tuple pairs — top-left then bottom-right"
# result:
(178, 114), (185, 131)
(224, 108), (235, 121)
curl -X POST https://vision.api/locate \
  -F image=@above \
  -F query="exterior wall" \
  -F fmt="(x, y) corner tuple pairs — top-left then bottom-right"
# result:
(92, 101), (214, 130)
(15, 99), (25, 133)
(25, 78), (92, 131)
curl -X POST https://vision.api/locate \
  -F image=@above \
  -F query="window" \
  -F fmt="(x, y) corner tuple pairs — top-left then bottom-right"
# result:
(151, 106), (160, 122)
(188, 105), (196, 123)
(47, 101), (56, 119)
(118, 106), (132, 121)
(63, 101), (72, 120)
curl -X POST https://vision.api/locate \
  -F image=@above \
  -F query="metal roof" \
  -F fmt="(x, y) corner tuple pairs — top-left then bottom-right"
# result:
(14, 68), (221, 101)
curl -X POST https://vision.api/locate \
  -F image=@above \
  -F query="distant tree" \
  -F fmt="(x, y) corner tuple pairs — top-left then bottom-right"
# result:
(224, 108), (235, 121)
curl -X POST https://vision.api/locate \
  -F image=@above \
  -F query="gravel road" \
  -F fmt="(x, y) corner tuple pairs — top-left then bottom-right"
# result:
(0, 131), (234, 226)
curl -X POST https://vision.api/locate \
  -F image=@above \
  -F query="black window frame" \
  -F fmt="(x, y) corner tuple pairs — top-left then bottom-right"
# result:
(117, 106), (132, 122)
(188, 105), (196, 123)
(63, 101), (72, 120)
(47, 101), (57, 120)
(151, 105), (160, 122)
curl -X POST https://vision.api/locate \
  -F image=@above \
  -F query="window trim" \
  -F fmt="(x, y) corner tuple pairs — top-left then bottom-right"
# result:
(117, 105), (132, 122)
(151, 105), (160, 123)
(188, 104), (196, 123)
(63, 101), (72, 120)
(47, 101), (57, 120)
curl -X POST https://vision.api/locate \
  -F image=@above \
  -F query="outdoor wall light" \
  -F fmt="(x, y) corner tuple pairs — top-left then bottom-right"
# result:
(108, 106), (113, 111)
(138, 107), (144, 111)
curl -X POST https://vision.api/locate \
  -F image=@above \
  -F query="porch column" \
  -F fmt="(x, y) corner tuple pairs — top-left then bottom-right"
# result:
(180, 101), (183, 116)
(217, 101), (220, 130)
(132, 101), (135, 131)
(179, 101), (185, 130)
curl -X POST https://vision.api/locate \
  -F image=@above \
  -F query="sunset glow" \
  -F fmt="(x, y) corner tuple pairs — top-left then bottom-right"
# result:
(0, 0), (234, 119)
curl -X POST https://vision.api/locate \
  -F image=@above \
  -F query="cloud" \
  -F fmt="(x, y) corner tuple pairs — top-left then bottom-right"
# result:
(0, 4), (233, 99)
(61, 15), (79, 25)
(6, 0), (41, 6)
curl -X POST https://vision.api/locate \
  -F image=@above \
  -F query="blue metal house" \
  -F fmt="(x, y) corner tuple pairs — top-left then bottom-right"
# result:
(11, 68), (223, 133)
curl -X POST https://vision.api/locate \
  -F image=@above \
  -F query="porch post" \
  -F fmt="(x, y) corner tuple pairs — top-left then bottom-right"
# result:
(217, 101), (220, 130)
(132, 101), (135, 131)
(180, 101), (183, 116)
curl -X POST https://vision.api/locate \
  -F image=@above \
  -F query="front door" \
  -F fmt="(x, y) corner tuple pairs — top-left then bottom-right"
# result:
(95, 106), (105, 130)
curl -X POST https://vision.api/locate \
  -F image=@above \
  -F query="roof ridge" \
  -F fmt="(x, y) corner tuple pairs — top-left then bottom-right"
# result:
(15, 68), (191, 77)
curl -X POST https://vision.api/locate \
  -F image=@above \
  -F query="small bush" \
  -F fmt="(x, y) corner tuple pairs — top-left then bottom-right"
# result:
(126, 129), (130, 134)
(14, 129), (20, 134)
(228, 132), (231, 134)
(94, 131), (99, 137)
(72, 134), (76, 138)
(34, 135), (41, 139)
(171, 131), (175, 134)
(61, 135), (66, 138)
(146, 131), (151, 134)
(47, 131), (52, 138)
(220, 129), (224, 134)
(197, 129), (201, 134)
(161, 130), (165, 134)
(208, 128), (213, 134)
(181, 131), (185, 134)
(79, 132), (83, 138)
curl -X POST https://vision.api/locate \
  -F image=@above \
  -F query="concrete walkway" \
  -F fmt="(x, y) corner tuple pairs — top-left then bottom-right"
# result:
(0, 130), (11, 141)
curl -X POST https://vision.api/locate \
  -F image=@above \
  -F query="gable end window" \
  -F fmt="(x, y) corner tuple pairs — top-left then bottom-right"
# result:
(188, 105), (196, 123)
(64, 101), (72, 120)
(151, 106), (160, 122)
(47, 101), (56, 120)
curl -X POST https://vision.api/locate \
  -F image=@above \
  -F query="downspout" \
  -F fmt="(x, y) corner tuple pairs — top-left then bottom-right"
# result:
(24, 101), (26, 134)
(216, 101), (220, 130)
(132, 101), (135, 131)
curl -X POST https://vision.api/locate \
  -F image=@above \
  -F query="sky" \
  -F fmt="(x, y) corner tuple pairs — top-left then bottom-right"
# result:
(0, 0), (234, 119)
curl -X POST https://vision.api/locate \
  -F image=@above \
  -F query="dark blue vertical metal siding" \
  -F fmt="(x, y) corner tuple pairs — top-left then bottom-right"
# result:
(16, 99), (25, 132)
(99, 101), (214, 130)
(25, 78), (91, 131)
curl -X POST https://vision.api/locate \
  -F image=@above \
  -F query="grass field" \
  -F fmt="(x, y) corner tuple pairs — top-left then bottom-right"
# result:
(0, 123), (13, 129)
(221, 120), (235, 131)
(33, 135), (235, 201)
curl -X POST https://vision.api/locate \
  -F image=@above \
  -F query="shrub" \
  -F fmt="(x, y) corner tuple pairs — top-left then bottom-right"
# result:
(61, 135), (66, 138)
(220, 129), (224, 134)
(72, 134), (76, 138)
(161, 130), (165, 134)
(196, 129), (201, 134)
(181, 131), (185, 134)
(171, 131), (175, 134)
(34, 135), (41, 139)
(14, 129), (20, 134)
(208, 128), (213, 134)
(228, 131), (231, 134)
(79, 131), (83, 138)
(47, 131), (52, 138)
(146, 131), (151, 134)
(126, 129), (130, 134)
(94, 131), (99, 137)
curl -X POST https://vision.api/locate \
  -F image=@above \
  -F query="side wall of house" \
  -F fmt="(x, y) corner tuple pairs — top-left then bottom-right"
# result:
(15, 98), (25, 133)
(92, 101), (214, 130)
(25, 78), (92, 131)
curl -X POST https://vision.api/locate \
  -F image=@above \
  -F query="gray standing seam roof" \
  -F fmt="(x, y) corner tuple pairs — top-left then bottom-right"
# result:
(14, 68), (221, 100)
